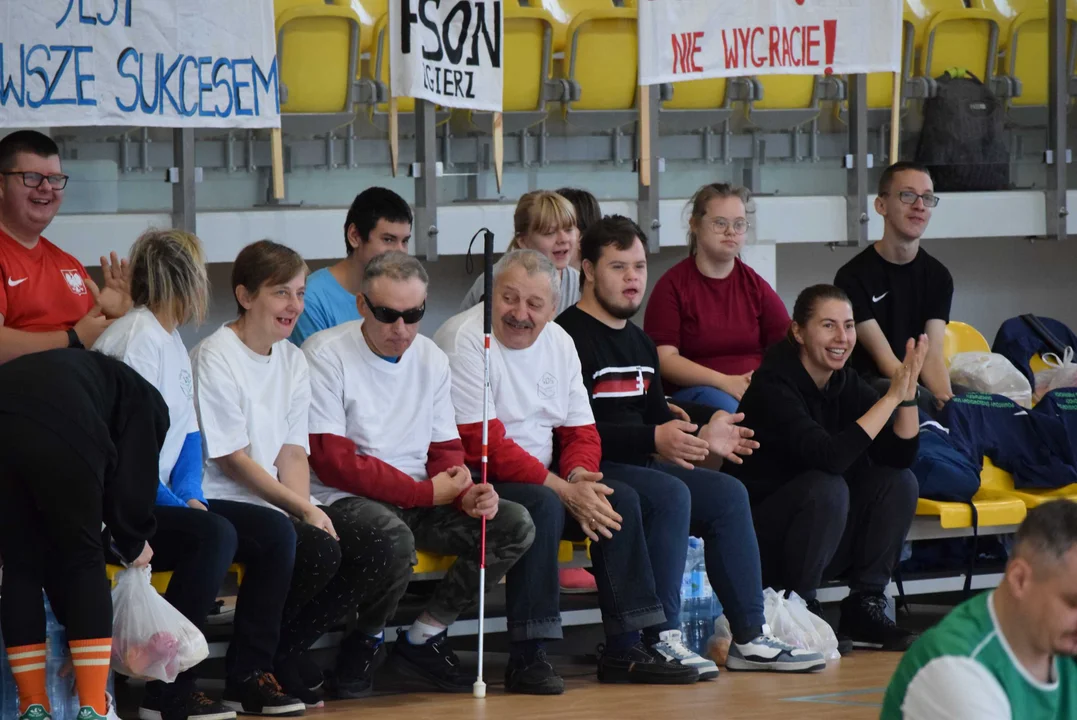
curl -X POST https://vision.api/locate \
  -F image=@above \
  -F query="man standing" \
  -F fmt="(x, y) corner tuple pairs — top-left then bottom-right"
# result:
(557, 216), (826, 675)
(834, 161), (956, 411)
(434, 249), (705, 693)
(304, 251), (535, 695)
(0, 130), (130, 364)
(290, 187), (412, 346)
(883, 500), (1077, 719)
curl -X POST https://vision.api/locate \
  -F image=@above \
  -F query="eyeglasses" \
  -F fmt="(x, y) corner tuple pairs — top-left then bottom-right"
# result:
(882, 191), (940, 208)
(362, 294), (426, 324)
(1, 171), (70, 190)
(706, 217), (750, 235)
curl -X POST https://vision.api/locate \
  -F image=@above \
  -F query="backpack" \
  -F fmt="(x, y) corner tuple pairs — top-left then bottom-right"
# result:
(915, 69), (1009, 192)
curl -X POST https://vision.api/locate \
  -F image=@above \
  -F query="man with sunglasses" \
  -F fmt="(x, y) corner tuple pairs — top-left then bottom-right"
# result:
(0, 130), (131, 365)
(834, 161), (958, 414)
(303, 250), (535, 696)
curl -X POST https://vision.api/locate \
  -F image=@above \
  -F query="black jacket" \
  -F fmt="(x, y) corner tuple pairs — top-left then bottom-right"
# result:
(730, 339), (918, 502)
(0, 349), (169, 562)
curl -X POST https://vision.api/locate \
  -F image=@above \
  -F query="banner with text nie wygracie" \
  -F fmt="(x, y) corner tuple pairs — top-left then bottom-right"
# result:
(639, 0), (902, 86)
(0, 0), (280, 128)
(391, 0), (503, 112)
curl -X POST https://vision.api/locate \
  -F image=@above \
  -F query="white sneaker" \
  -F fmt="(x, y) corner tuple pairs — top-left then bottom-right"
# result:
(650, 630), (720, 680)
(75, 694), (121, 720)
(725, 625), (826, 673)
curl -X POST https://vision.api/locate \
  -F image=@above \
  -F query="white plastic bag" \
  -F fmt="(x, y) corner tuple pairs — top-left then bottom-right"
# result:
(1033, 347), (1077, 399)
(762, 588), (840, 661)
(111, 566), (208, 682)
(949, 351), (1033, 408)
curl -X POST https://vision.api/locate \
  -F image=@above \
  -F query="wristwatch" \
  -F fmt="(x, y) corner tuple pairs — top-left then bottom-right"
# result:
(899, 389), (919, 407)
(67, 328), (84, 349)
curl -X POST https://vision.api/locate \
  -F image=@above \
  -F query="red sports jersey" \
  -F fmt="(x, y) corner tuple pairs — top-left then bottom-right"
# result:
(0, 229), (93, 332)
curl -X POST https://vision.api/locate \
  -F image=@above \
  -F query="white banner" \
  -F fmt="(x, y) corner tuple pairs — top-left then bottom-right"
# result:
(0, 0), (280, 129)
(639, 0), (902, 86)
(391, 0), (503, 113)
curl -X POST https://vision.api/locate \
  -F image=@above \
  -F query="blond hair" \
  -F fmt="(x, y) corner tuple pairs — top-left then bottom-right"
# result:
(506, 190), (577, 251)
(129, 228), (210, 326)
(686, 183), (753, 256)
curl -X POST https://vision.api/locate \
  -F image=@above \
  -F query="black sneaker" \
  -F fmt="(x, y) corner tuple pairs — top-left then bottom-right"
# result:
(138, 690), (237, 720)
(273, 657), (324, 709)
(385, 628), (473, 693)
(222, 672), (306, 717)
(597, 642), (700, 685)
(805, 598), (853, 656)
(332, 632), (387, 699)
(504, 648), (565, 695)
(838, 592), (917, 652)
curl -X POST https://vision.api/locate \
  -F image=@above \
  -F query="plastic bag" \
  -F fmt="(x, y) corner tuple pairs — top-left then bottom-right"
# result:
(949, 351), (1032, 408)
(1034, 347), (1077, 400)
(705, 614), (732, 667)
(762, 588), (840, 661)
(111, 566), (208, 682)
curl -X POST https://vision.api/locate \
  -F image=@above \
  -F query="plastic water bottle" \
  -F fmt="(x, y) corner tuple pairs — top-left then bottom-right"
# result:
(679, 537), (714, 655)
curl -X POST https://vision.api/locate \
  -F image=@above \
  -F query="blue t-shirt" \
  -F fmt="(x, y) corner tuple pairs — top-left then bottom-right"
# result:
(291, 267), (361, 347)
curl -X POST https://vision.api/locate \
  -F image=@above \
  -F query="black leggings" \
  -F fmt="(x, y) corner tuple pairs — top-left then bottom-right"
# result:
(0, 418), (114, 647)
(275, 504), (396, 661)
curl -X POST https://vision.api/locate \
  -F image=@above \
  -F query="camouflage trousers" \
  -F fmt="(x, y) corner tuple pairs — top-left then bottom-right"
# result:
(330, 496), (535, 632)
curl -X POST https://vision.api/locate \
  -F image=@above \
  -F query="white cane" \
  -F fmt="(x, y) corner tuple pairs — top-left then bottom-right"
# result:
(473, 229), (494, 699)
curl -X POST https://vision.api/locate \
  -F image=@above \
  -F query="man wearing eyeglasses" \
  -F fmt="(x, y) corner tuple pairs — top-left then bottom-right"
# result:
(0, 130), (130, 365)
(301, 250), (535, 697)
(834, 161), (957, 414)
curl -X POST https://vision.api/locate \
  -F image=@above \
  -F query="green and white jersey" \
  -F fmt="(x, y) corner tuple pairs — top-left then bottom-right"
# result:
(882, 591), (1077, 719)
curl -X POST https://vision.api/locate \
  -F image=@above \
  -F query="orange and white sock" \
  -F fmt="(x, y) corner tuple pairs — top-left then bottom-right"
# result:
(69, 638), (112, 716)
(7, 643), (50, 714)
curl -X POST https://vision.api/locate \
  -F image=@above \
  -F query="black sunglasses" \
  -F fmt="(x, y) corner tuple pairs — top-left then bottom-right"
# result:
(362, 294), (426, 324)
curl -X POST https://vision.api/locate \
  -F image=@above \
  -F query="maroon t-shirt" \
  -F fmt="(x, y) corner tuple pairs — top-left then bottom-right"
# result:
(643, 257), (790, 391)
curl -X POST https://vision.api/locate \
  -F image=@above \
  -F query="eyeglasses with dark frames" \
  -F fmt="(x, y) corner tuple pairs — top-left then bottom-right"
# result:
(881, 190), (939, 208)
(1, 171), (70, 190)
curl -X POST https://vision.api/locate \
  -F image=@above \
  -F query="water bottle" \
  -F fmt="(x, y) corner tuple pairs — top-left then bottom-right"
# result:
(679, 537), (713, 655)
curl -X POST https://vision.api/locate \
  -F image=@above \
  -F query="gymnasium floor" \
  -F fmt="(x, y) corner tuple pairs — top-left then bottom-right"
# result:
(305, 651), (902, 720)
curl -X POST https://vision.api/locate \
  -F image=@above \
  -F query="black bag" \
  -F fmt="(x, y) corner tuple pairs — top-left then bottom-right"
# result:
(915, 71), (1009, 192)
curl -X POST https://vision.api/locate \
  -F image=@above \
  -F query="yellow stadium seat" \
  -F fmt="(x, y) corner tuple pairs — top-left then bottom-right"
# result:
(943, 321), (991, 366)
(275, 0), (363, 113)
(106, 564), (247, 595)
(981, 456), (1077, 508)
(915, 458), (1028, 529)
(503, 4), (559, 114)
(562, 6), (638, 114)
(530, 0), (618, 54)
(371, 12), (415, 113)
(905, 0), (1004, 84)
(1029, 353), (1051, 374)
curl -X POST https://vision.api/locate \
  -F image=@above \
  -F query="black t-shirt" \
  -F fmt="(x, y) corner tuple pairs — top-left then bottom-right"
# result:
(834, 244), (953, 378)
(556, 305), (675, 466)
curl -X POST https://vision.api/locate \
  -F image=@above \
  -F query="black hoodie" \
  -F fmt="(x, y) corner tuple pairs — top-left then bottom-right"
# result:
(730, 338), (918, 503)
(0, 349), (169, 563)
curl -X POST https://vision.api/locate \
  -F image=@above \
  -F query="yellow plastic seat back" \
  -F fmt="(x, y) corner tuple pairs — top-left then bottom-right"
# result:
(276, 0), (360, 113)
(505, 5), (556, 112)
(944, 321), (991, 365)
(372, 13), (415, 113)
(754, 75), (817, 111)
(566, 8), (638, 111)
(916, 1), (1001, 81)
(664, 78), (730, 111)
(533, 0), (615, 53)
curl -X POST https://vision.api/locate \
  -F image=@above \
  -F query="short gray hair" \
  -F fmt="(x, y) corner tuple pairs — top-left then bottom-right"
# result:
(1014, 499), (1077, 568)
(362, 250), (429, 293)
(492, 249), (561, 303)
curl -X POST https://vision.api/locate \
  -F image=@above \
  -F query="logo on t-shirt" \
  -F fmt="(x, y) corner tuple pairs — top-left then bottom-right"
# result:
(538, 372), (557, 399)
(179, 369), (194, 400)
(872, 291), (889, 303)
(591, 365), (654, 399)
(61, 269), (87, 296)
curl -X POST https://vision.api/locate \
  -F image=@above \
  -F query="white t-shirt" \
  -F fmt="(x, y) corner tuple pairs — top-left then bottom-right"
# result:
(433, 304), (595, 468)
(189, 324), (314, 512)
(304, 320), (460, 506)
(93, 306), (197, 489)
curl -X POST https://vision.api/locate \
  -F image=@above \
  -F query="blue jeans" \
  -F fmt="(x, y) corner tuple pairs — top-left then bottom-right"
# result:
(671, 386), (740, 414)
(497, 480), (666, 640)
(603, 460), (766, 644)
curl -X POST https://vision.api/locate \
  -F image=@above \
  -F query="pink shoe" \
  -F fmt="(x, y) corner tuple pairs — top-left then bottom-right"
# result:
(559, 567), (598, 594)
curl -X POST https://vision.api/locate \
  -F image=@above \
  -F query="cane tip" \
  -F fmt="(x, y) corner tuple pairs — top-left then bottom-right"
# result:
(473, 680), (487, 699)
